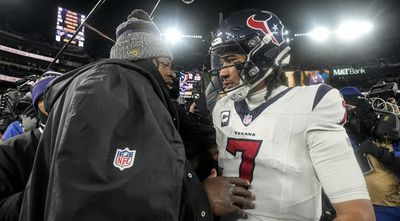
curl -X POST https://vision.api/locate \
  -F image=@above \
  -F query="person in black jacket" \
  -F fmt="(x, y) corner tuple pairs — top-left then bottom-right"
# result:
(340, 86), (400, 178)
(359, 140), (400, 178)
(0, 73), (59, 221)
(19, 9), (254, 221)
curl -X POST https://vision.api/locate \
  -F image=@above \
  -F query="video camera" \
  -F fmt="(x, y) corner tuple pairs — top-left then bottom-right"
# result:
(344, 81), (400, 143)
(366, 81), (398, 101)
(0, 75), (39, 132)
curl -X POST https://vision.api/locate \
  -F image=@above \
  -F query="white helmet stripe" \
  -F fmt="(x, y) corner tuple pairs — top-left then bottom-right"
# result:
(275, 46), (291, 65)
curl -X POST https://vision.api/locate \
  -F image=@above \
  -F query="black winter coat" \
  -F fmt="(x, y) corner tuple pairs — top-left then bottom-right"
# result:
(19, 59), (212, 221)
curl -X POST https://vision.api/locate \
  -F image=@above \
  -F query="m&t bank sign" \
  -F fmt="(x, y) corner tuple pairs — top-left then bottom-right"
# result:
(332, 67), (367, 76)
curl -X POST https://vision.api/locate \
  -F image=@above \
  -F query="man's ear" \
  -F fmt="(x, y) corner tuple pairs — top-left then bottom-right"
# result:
(38, 100), (48, 116)
(152, 58), (160, 68)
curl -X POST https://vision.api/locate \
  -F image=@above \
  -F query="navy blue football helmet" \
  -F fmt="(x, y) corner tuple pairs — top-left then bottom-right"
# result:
(209, 9), (290, 101)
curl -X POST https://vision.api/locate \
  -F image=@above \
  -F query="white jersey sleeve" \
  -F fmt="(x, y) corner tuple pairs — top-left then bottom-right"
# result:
(306, 88), (370, 203)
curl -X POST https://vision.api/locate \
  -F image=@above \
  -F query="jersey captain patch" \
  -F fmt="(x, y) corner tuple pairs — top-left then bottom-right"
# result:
(113, 147), (136, 171)
(221, 110), (231, 127)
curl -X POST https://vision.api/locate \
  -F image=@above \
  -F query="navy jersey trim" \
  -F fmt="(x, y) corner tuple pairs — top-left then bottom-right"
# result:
(234, 87), (293, 126)
(312, 84), (333, 111)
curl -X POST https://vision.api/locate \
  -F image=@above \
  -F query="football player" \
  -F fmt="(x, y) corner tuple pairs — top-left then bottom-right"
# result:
(209, 9), (375, 221)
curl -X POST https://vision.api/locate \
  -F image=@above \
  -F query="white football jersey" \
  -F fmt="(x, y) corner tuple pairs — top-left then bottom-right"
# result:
(213, 84), (369, 221)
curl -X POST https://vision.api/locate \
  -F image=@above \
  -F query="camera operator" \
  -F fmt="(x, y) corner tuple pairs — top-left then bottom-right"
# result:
(340, 86), (400, 221)
(0, 75), (40, 140)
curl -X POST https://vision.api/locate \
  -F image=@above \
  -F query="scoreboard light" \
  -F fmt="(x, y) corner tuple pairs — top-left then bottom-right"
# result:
(55, 7), (86, 47)
(178, 71), (202, 99)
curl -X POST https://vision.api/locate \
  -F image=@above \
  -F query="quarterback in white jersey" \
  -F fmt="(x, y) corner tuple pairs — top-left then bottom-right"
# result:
(214, 84), (369, 220)
(209, 9), (375, 221)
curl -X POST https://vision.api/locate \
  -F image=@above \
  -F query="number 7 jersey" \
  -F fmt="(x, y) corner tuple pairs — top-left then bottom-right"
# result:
(213, 84), (369, 221)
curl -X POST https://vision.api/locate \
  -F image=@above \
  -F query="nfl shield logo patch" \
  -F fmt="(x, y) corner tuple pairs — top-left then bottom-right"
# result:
(113, 147), (136, 171)
(243, 114), (253, 126)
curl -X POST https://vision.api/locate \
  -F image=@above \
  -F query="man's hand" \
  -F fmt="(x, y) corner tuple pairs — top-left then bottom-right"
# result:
(202, 169), (255, 217)
(359, 140), (383, 159)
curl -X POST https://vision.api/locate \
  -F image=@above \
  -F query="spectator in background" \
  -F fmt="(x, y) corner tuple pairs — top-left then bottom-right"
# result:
(318, 69), (330, 83)
(19, 9), (254, 221)
(293, 70), (303, 86)
(306, 70), (324, 85)
(0, 72), (59, 221)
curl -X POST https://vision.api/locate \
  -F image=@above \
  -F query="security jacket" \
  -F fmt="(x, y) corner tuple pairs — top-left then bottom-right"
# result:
(19, 59), (212, 221)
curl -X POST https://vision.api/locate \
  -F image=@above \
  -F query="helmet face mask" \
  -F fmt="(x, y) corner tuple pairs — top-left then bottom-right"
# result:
(208, 9), (291, 101)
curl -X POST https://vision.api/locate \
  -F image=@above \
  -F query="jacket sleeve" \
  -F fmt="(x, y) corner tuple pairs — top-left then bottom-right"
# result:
(0, 130), (38, 200)
(39, 65), (186, 221)
(175, 102), (216, 159)
(0, 130), (39, 221)
(0, 192), (23, 221)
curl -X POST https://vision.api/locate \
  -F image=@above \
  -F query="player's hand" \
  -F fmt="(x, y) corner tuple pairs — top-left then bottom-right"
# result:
(202, 169), (255, 217)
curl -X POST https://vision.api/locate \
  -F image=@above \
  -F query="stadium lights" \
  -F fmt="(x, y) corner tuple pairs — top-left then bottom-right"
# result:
(162, 28), (203, 45)
(181, 34), (203, 39)
(294, 20), (373, 43)
(308, 27), (331, 42)
(163, 28), (183, 44)
(336, 20), (373, 41)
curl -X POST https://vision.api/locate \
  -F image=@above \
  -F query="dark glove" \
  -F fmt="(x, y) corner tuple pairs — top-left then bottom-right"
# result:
(359, 140), (384, 159)
(202, 169), (255, 217)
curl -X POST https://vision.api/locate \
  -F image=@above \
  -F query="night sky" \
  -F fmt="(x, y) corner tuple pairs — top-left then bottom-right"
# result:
(0, 0), (399, 67)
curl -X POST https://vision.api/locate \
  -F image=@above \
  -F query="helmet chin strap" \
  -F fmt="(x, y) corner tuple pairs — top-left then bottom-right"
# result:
(227, 67), (274, 102)
(227, 82), (250, 101)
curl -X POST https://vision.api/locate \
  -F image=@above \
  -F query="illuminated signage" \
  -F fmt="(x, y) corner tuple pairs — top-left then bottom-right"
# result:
(332, 67), (367, 76)
(179, 71), (202, 98)
(55, 7), (85, 47)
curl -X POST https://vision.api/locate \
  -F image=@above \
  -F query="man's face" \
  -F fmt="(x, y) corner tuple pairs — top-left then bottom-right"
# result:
(219, 53), (246, 90)
(155, 57), (174, 89)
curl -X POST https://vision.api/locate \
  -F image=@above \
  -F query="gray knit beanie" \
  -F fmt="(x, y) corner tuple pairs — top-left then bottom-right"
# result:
(110, 9), (172, 61)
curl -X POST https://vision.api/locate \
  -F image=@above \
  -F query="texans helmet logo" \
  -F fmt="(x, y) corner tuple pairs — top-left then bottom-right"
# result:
(246, 13), (285, 46)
